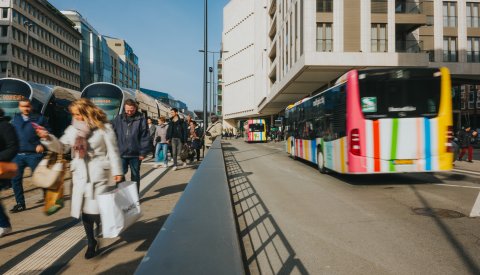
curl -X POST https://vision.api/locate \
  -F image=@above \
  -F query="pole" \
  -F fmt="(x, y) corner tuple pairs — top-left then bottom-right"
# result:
(203, 0), (208, 157)
(24, 22), (31, 81)
(210, 67), (213, 117)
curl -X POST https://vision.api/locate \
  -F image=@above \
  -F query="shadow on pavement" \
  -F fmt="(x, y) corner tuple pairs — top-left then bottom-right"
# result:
(140, 183), (188, 204)
(224, 150), (309, 275)
(97, 257), (144, 275)
(410, 185), (480, 275)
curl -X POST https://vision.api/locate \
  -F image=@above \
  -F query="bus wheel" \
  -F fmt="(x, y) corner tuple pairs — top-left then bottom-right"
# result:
(317, 151), (326, 174)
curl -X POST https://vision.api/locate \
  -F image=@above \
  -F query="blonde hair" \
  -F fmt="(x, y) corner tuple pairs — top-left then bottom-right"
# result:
(159, 116), (166, 123)
(69, 98), (108, 129)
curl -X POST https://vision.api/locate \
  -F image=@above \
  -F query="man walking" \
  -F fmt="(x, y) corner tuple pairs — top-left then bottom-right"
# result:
(11, 99), (49, 213)
(204, 115), (223, 148)
(112, 99), (150, 192)
(166, 108), (187, 170)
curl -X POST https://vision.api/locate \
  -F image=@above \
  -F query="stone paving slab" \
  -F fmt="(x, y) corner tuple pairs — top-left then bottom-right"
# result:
(0, 157), (199, 274)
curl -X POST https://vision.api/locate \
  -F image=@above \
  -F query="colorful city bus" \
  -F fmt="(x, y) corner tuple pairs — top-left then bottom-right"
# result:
(0, 78), (80, 137)
(245, 119), (267, 142)
(285, 67), (453, 174)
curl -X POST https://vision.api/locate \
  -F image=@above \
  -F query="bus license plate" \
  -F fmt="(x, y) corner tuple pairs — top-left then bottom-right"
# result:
(394, 159), (414, 165)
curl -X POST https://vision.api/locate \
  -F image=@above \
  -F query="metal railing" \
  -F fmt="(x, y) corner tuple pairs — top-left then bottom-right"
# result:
(443, 50), (458, 62)
(395, 1), (423, 14)
(135, 139), (244, 275)
(467, 51), (480, 63)
(396, 40), (424, 53)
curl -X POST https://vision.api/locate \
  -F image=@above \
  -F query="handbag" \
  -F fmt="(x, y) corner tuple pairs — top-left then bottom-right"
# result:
(32, 152), (66, 189)
(0, 162), (18, 179)
(97, 181), (142, 238)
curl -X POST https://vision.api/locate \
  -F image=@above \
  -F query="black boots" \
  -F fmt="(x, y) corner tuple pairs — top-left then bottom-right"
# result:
(82, 213), (100, 259)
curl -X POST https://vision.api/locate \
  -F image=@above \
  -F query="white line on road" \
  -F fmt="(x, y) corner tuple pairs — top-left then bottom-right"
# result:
(431, 183), (480, 189)
(4, 166), (167, 274)
(453, 168), (480, 176)
(469, 192), (480, 217)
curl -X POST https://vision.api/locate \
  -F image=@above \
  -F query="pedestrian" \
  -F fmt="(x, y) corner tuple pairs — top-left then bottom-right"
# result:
(204, 115), (223, 148)
(189, 120), (202, 162)
(166, 108), (187, 170)
(36, 98), (123, 259)
(153, 116), (169, 168)
(0, 108), (19, 237)
(147, 117), (156, 156)
(458, 126), (477, 162)
(112, 99), (150, 192)
(10, 98), (49, 213)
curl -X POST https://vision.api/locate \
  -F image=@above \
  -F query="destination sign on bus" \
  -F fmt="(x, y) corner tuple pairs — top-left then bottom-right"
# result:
(0, 94), (26, 101)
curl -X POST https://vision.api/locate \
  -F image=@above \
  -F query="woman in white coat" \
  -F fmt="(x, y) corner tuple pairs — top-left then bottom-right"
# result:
(36, 98), (123, 259)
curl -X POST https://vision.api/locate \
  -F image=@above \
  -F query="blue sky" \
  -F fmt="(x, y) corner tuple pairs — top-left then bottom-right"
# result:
(49, 0), (229, 110)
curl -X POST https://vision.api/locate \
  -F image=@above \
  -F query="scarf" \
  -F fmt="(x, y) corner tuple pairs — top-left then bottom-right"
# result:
(72, 119), (91, 159)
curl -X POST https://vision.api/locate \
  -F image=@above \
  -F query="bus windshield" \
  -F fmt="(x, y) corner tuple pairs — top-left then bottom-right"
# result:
(0, 80), (31, 118)
(249, 123), (264, 132)
(358, 69), (441, 119)
(82, 85), (122, 120)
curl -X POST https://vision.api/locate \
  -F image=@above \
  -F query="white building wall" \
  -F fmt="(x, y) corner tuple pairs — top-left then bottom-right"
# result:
(253, 0), (269, 108)
(223, 0), (256, 119)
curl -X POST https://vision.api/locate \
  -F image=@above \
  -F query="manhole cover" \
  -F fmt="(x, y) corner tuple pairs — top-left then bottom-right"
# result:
(412, 208), (465, 218)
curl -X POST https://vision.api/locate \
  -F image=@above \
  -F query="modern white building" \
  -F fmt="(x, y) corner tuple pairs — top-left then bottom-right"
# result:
(222, 0), (480, 129)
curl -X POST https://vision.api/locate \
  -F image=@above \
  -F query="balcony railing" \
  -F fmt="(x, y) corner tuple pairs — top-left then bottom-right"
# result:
(396, 40), (423, 53)
(316, 39), (333, 52)
(467, 51), (480, 63)
(395, 1), (423, 14)
(467, 16), (480, 28)
(443, 50), (458, 62)
(372, 0), (388, 13)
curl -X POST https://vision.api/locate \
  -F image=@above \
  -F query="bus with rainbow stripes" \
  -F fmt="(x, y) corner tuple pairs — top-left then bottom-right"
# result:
(245, 119), (267, 142)
(285, 67), (454, 174)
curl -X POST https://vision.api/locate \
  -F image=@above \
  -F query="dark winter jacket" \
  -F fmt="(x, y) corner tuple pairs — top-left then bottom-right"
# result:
(0, 116), (18, 161)
(11, 113), (49, 153)
(458, 129), (476, 148)
(112, 112), (151, 157)
(166, 118), (187, 143)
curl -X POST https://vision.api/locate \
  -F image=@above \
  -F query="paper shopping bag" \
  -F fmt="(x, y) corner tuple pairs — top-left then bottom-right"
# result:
(97, 181), (141, 238)
(44, 182), (64, 215)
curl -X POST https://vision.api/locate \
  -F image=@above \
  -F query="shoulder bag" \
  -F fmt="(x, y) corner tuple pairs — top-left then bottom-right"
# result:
(32, 152), (66, 189)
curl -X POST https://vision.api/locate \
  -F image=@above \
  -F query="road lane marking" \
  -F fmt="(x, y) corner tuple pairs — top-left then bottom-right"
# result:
(3, 166), (167, 275)
(453, 168), (480, 176)
(432, 183), (480, 189)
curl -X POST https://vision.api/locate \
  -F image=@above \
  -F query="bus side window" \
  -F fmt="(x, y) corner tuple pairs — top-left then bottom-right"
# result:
(31, 98), (43, 114)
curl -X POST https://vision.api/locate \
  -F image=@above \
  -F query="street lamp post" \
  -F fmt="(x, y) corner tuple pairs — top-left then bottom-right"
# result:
(198, 50), (229, 118)
(24, 21), (33, 81)
(203, 0), (208, 139)
(209, 66), (213, 118)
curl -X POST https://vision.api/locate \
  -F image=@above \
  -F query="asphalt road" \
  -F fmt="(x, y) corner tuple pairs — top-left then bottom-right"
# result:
(224, 139), (480, 275)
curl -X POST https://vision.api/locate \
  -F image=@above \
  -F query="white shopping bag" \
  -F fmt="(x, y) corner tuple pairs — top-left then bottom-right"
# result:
(97, 181), (142, 238)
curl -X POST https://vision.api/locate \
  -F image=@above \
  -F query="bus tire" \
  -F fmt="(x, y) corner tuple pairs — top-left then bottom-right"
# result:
(317, 151), (327, 174)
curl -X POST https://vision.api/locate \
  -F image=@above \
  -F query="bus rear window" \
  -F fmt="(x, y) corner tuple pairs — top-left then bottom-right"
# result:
(358, 69), (441, 119)
(249, 124), (264, 132)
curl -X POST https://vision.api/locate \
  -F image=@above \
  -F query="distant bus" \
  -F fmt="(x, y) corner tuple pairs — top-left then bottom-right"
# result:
(285, 67), (454, 174)
(82, 82), (160, 120)
(245, 119), (267, 142)
(0, 78), (80, 137)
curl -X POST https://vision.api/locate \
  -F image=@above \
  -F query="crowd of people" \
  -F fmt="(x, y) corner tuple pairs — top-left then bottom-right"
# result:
(0, 98), (223, 261)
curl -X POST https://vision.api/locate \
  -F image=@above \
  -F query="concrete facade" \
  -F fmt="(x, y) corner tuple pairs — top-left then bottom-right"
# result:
(0, 0), (82, 89)
(105, 36), (140, 90)
(222, 0), (480, 129)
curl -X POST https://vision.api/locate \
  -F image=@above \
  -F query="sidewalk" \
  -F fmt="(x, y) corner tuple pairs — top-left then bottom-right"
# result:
(0, 158), (199, 274)
(453, 148), (480, 175)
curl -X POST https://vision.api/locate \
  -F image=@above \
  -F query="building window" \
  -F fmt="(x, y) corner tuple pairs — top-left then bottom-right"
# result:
(477, 89), (480, 109)
(371, 24), (387, 52)
(468, 89), (475, 109)
(0, 62), (7, 73)
(443, 37), (458, 62)
(0, 26), (7, 37)
(467, 2), (480, 28)
(467, 37), (480, 62)
(1, 8), (7, 19)
(443, 2), (457, 27)
(316, 0), (332, 12)
(316, 23), (332, 52)
(0, 44), (7, 55)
